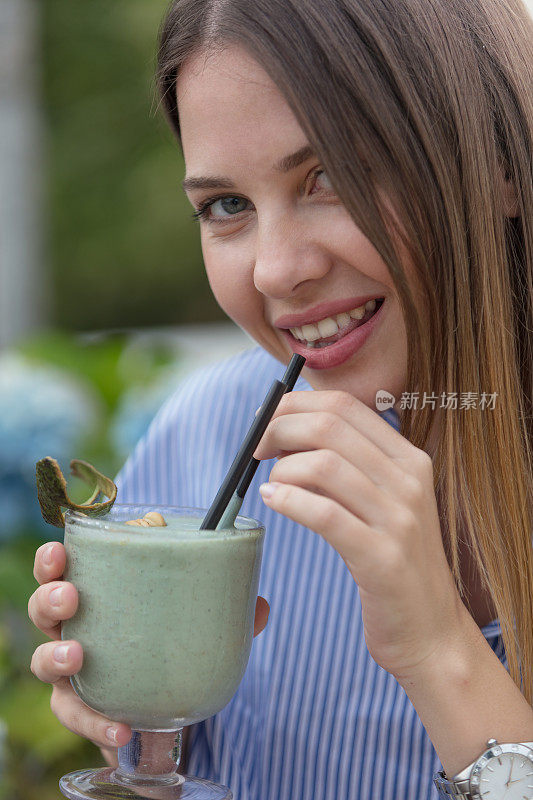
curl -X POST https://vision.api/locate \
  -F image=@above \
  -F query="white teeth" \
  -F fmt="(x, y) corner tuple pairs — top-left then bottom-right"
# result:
(301, 323), (321, 342)
(317, 317), (339, 338)
(288, 300), (381, 343)
(336, 312), (351, 329)
(349, 305), (365, 320)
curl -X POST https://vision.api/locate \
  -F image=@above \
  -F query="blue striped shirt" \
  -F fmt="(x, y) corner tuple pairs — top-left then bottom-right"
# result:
(116, 345), (506, 800)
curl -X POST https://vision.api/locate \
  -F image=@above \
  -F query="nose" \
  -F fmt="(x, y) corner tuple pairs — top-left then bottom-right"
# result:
(253, 216), (332, 299)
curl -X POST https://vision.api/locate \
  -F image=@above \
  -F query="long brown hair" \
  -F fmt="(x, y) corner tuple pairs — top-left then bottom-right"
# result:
(157, 0), (533, 702)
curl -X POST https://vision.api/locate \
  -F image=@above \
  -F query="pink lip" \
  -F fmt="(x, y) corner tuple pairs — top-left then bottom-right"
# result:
(274, 295), (383, 329)
(281, 299), (385, 370)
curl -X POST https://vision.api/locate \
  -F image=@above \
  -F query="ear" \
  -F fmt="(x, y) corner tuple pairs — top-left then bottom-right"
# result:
(497, 163), (520, 218)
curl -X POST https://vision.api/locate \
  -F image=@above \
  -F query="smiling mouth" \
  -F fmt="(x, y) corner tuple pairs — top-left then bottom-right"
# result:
(285, 298), (384, 348)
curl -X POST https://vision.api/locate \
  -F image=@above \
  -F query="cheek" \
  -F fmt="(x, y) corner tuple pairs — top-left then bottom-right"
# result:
(203, 244), (260, 327)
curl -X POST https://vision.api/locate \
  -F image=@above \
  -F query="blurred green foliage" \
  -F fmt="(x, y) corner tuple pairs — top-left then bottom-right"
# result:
(19, 330), (176, 413)
(18, 330), (179, 478)
(43, 0), (225, 331)
(0, 331), (183, 798)
(17, 331), (177, 482)
(0, 535), (100, 800)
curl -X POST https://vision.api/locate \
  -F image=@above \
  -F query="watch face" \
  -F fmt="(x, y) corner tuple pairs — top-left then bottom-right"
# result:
(469, 745), (533, 800)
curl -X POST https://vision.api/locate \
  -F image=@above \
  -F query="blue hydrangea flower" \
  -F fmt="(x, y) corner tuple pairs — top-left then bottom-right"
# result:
(110, 361), (192, 461)
(0, 353), (99, 539)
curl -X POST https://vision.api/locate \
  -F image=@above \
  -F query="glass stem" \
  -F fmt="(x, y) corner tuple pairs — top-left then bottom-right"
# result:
(114, 729), (183, 786)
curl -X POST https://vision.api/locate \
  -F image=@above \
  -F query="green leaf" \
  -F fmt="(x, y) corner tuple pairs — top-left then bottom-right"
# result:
(36, 457), (117, 529)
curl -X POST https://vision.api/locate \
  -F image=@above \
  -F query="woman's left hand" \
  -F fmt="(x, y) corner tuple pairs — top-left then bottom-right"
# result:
(253, 390), (468, 682)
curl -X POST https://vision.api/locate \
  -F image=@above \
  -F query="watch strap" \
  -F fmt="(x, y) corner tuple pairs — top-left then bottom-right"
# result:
(433, 769), (472, 799)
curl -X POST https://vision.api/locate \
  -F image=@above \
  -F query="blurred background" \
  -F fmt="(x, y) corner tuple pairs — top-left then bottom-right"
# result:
(1, 0), (533, 797)
(0, 1), (250, 796)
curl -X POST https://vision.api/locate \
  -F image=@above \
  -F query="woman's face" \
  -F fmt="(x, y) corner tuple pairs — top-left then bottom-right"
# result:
(177, 44), (409, 411)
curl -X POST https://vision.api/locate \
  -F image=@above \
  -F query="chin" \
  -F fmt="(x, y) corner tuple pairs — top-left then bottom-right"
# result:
(257, 334), (405, 411)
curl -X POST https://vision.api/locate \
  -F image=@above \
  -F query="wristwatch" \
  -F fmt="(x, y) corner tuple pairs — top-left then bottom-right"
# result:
(434, 738), (533, 799)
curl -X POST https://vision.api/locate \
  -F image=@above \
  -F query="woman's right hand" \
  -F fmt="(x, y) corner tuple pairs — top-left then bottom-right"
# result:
(27, 542), (132, 751)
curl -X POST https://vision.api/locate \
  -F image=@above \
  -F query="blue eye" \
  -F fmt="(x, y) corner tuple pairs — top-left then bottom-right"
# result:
(191, 196), (250, 224)
(215, 197), (248, 215)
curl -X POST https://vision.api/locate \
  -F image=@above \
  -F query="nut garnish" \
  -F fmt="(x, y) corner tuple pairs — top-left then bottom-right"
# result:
(125, 511), (167, 527)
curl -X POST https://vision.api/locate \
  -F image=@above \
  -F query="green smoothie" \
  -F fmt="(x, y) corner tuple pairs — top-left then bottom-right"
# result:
(62, 506), (264, 730)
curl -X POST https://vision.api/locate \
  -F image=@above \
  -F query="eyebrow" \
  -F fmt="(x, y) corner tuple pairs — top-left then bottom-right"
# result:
(181, 144), (315, 192)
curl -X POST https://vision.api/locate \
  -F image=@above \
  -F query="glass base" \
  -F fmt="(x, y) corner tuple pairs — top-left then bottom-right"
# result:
(59, 767), (233, 799)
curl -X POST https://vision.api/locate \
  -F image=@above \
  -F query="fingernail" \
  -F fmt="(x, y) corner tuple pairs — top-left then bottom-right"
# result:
(254, 406), (261, 417)
(43, 544), (54, 565)
(106, 726), (118, 743)
(259, 482), (277, 499)
(49, 587), (63, 606)
(53, 644), (70, 663)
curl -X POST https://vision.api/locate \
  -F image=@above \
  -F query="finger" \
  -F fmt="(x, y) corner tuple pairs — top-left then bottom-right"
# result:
(259, 481), (376, 576)
(31, 639), (83, 684)
(50, 679), (132, 748)
(269, 449), (392, 527)
(260, 390), (412, 459)
(28, 581), (78, 640)
(254, 596), (270, 636)
(34, 542), (66, 585)
(255, 411), (404, 491)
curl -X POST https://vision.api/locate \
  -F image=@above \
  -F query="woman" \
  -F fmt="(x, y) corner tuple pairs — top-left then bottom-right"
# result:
(28, 0), (533, 797)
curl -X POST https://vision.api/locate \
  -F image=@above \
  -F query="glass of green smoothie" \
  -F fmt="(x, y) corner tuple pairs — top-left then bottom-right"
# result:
(59, 503), (265, 800)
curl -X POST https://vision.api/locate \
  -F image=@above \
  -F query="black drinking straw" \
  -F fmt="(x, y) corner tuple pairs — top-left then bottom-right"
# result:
(234, 354), (305, 501)
(200, 354), (306, 531)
